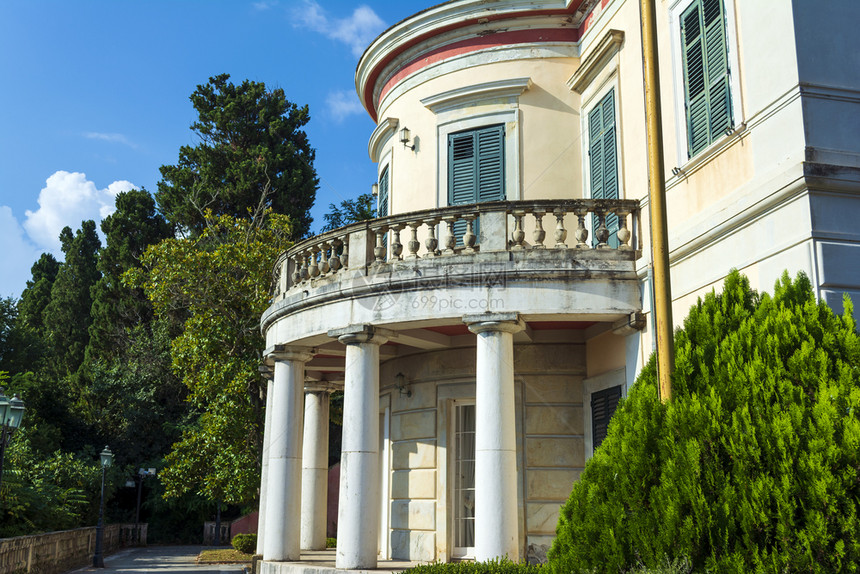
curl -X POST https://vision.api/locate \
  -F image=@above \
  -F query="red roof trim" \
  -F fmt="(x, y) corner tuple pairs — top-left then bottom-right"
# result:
(361, 1), (590, 121)
(378, 28), (577, 105)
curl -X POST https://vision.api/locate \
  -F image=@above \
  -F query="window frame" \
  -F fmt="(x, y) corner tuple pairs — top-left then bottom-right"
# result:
(583, 368), (627, 460)
(450, 399), (477, 560)
(669, 0), (743, 166)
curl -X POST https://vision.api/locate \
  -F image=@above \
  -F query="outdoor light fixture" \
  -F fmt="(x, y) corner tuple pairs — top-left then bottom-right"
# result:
(93, 446), (114, 568)
(399, 127), (415, 151)
(372, 182), (379, 197)
(395, 372), (412, 397)
(0, 388), (26, 497)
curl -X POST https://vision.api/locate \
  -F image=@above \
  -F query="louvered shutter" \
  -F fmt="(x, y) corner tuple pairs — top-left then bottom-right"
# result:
(588, 90), (619, 248)
(378, 165), (389, 218)
(681, 0), (732, 158)
(591, 385), (622, 451)
(448, 125), (505, 244)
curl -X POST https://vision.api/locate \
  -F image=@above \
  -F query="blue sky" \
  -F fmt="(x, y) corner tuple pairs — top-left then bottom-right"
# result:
(0, 0), (417, 299)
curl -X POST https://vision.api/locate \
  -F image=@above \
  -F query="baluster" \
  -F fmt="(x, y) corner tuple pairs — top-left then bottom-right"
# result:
(424, 219), (440, 257)
(462, 214), (478, 253)
(406, 222), (421, 258)
(391, 224), (404, 260)
(442, 216), (457, 255)
(374, 226), (388, 262)
(292, 254), (303, 284)
(511, 211), (526, 250)
(300, 251), (311, 280)
(341, 235), (349, 268)
(309, 246), (321, 277)
(532, 210), (546, 249)
(329, 238), (342, 271)
(595, 208), (610, 249)
(616, 208), (632, 251)
(573, 207), (590, 249)
(319, 242), (331, 274)
(553, 208), (568, 248)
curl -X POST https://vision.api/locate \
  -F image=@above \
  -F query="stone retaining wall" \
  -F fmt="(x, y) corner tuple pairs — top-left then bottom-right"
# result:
(0, 524), (146, 574)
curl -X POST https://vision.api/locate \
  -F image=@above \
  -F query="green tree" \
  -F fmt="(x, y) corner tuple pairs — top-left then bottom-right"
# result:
(549, 271), (860, 573)
(43, 221), (101, 377)
(156, 74), (318, 237)
(321, 192), (376, 232)
(127, 211), (293, 504)
(17, 253), (60, 334)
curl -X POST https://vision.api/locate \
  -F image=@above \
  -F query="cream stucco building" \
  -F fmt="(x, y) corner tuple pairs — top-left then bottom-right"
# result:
(256, 0), (860, 570)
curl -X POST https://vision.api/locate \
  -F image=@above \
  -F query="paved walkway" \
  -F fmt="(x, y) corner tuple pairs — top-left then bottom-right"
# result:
(68, 546), (246, 574)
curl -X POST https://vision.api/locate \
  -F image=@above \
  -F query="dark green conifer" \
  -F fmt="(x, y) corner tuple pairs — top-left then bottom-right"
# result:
(549, 270), (860, 573)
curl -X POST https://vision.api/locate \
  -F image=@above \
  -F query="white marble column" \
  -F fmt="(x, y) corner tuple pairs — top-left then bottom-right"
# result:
(300, 382), (336, 550)
(264, 345), (314, 561)
(327, 325), (393, 569)
(256, 366), (274, 556)
(465, 313), (524, 562)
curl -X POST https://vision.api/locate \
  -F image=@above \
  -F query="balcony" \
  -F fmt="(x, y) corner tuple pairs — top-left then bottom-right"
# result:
(262, 199), (643, 345)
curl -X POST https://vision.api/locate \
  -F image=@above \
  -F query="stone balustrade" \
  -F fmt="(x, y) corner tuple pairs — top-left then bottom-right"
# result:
(274, 199), (641, 295)
(0, 524), (146, 574)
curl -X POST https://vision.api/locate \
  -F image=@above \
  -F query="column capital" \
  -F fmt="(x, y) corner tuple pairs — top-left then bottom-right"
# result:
(264, 344), (315, 363)
(463, 312), (525, 335)
(304, 381), (339, 394)
(328, 324), (396, 346)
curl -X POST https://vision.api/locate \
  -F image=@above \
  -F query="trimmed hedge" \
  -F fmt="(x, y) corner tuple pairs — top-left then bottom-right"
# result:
(403, 559), (540, 574)
(548, 271), (860, 573)
(231, 533), (257, 554)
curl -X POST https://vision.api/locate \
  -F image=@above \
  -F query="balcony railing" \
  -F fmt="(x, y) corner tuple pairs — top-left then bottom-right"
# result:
(273, 199), (641, 296)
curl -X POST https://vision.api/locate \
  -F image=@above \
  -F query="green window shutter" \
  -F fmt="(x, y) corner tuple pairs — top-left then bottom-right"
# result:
(588, 89), (619, 247)
(378, 165), (389, 218)
(681, 0), (732, 158)
(448, 125), (505, 244)
(591, 385), (622, 451)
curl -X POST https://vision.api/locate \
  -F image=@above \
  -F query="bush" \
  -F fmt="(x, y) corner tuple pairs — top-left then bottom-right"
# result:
(231, 533), (257, 554)
(404, 558), (541, 574)
(549, 271), (860, 574)
(326, 537), (337, 548)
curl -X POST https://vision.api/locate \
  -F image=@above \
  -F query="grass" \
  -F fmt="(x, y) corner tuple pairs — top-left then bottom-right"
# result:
(197, 549), (254, 564)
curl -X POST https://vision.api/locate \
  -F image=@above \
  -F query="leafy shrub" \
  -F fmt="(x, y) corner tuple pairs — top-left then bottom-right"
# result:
(549, 271), (860, 574)
(404, 558), (541, 574)
(231, 533), (257, 554)
(326, 537), (337, 548)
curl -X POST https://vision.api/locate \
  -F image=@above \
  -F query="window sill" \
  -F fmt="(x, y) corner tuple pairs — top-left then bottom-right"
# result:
(666, 121), (748, 190)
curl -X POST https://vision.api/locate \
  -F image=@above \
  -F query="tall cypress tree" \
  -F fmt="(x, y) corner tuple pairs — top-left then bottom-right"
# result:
(86, 188), (172, 363)
(43, 221), (101, 377)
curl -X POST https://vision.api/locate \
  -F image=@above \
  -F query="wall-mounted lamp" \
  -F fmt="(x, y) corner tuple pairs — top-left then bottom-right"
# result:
(395, 372), (412, 397)
(399, 127), (415, 151)
(371, 182), (379, 197)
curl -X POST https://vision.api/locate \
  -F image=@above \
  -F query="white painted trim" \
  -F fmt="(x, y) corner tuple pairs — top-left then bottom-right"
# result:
(369, 117), (399, 162)
(422, 78), (532, 114)
(567, 29), (624, 94)
(582, 367), (626, 460)
(377, 44), (576, 117)
(378, 396), (391, 559)
(668, 0), (744, 167)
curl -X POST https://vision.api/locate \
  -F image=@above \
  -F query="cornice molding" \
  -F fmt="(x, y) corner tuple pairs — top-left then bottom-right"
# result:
(567, 29), (624, 93)
(368, 117), (399, 162)
(421, 77), (533, 114)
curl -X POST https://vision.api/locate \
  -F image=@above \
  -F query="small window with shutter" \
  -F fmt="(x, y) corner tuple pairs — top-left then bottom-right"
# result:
(590, 384), (622, 451)
(448, 124), (505, 243)
(680, 0), (732, 158)
(378, 165), (389, 218)
(587, 88), (619, 248)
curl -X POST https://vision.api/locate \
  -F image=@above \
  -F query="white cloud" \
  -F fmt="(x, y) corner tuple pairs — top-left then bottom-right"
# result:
(253, 0), (278, 11)
(292, 0), (385, 57)
(326, 89), (365, 122)
(0, 207), (43, 299)
(83, 131), (137, 148)
(23, 171), (137, 254)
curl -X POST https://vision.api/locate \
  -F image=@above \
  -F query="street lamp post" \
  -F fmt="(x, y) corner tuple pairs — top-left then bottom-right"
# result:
(0, 387), (26, 497)
(93, 446), (114, 568)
